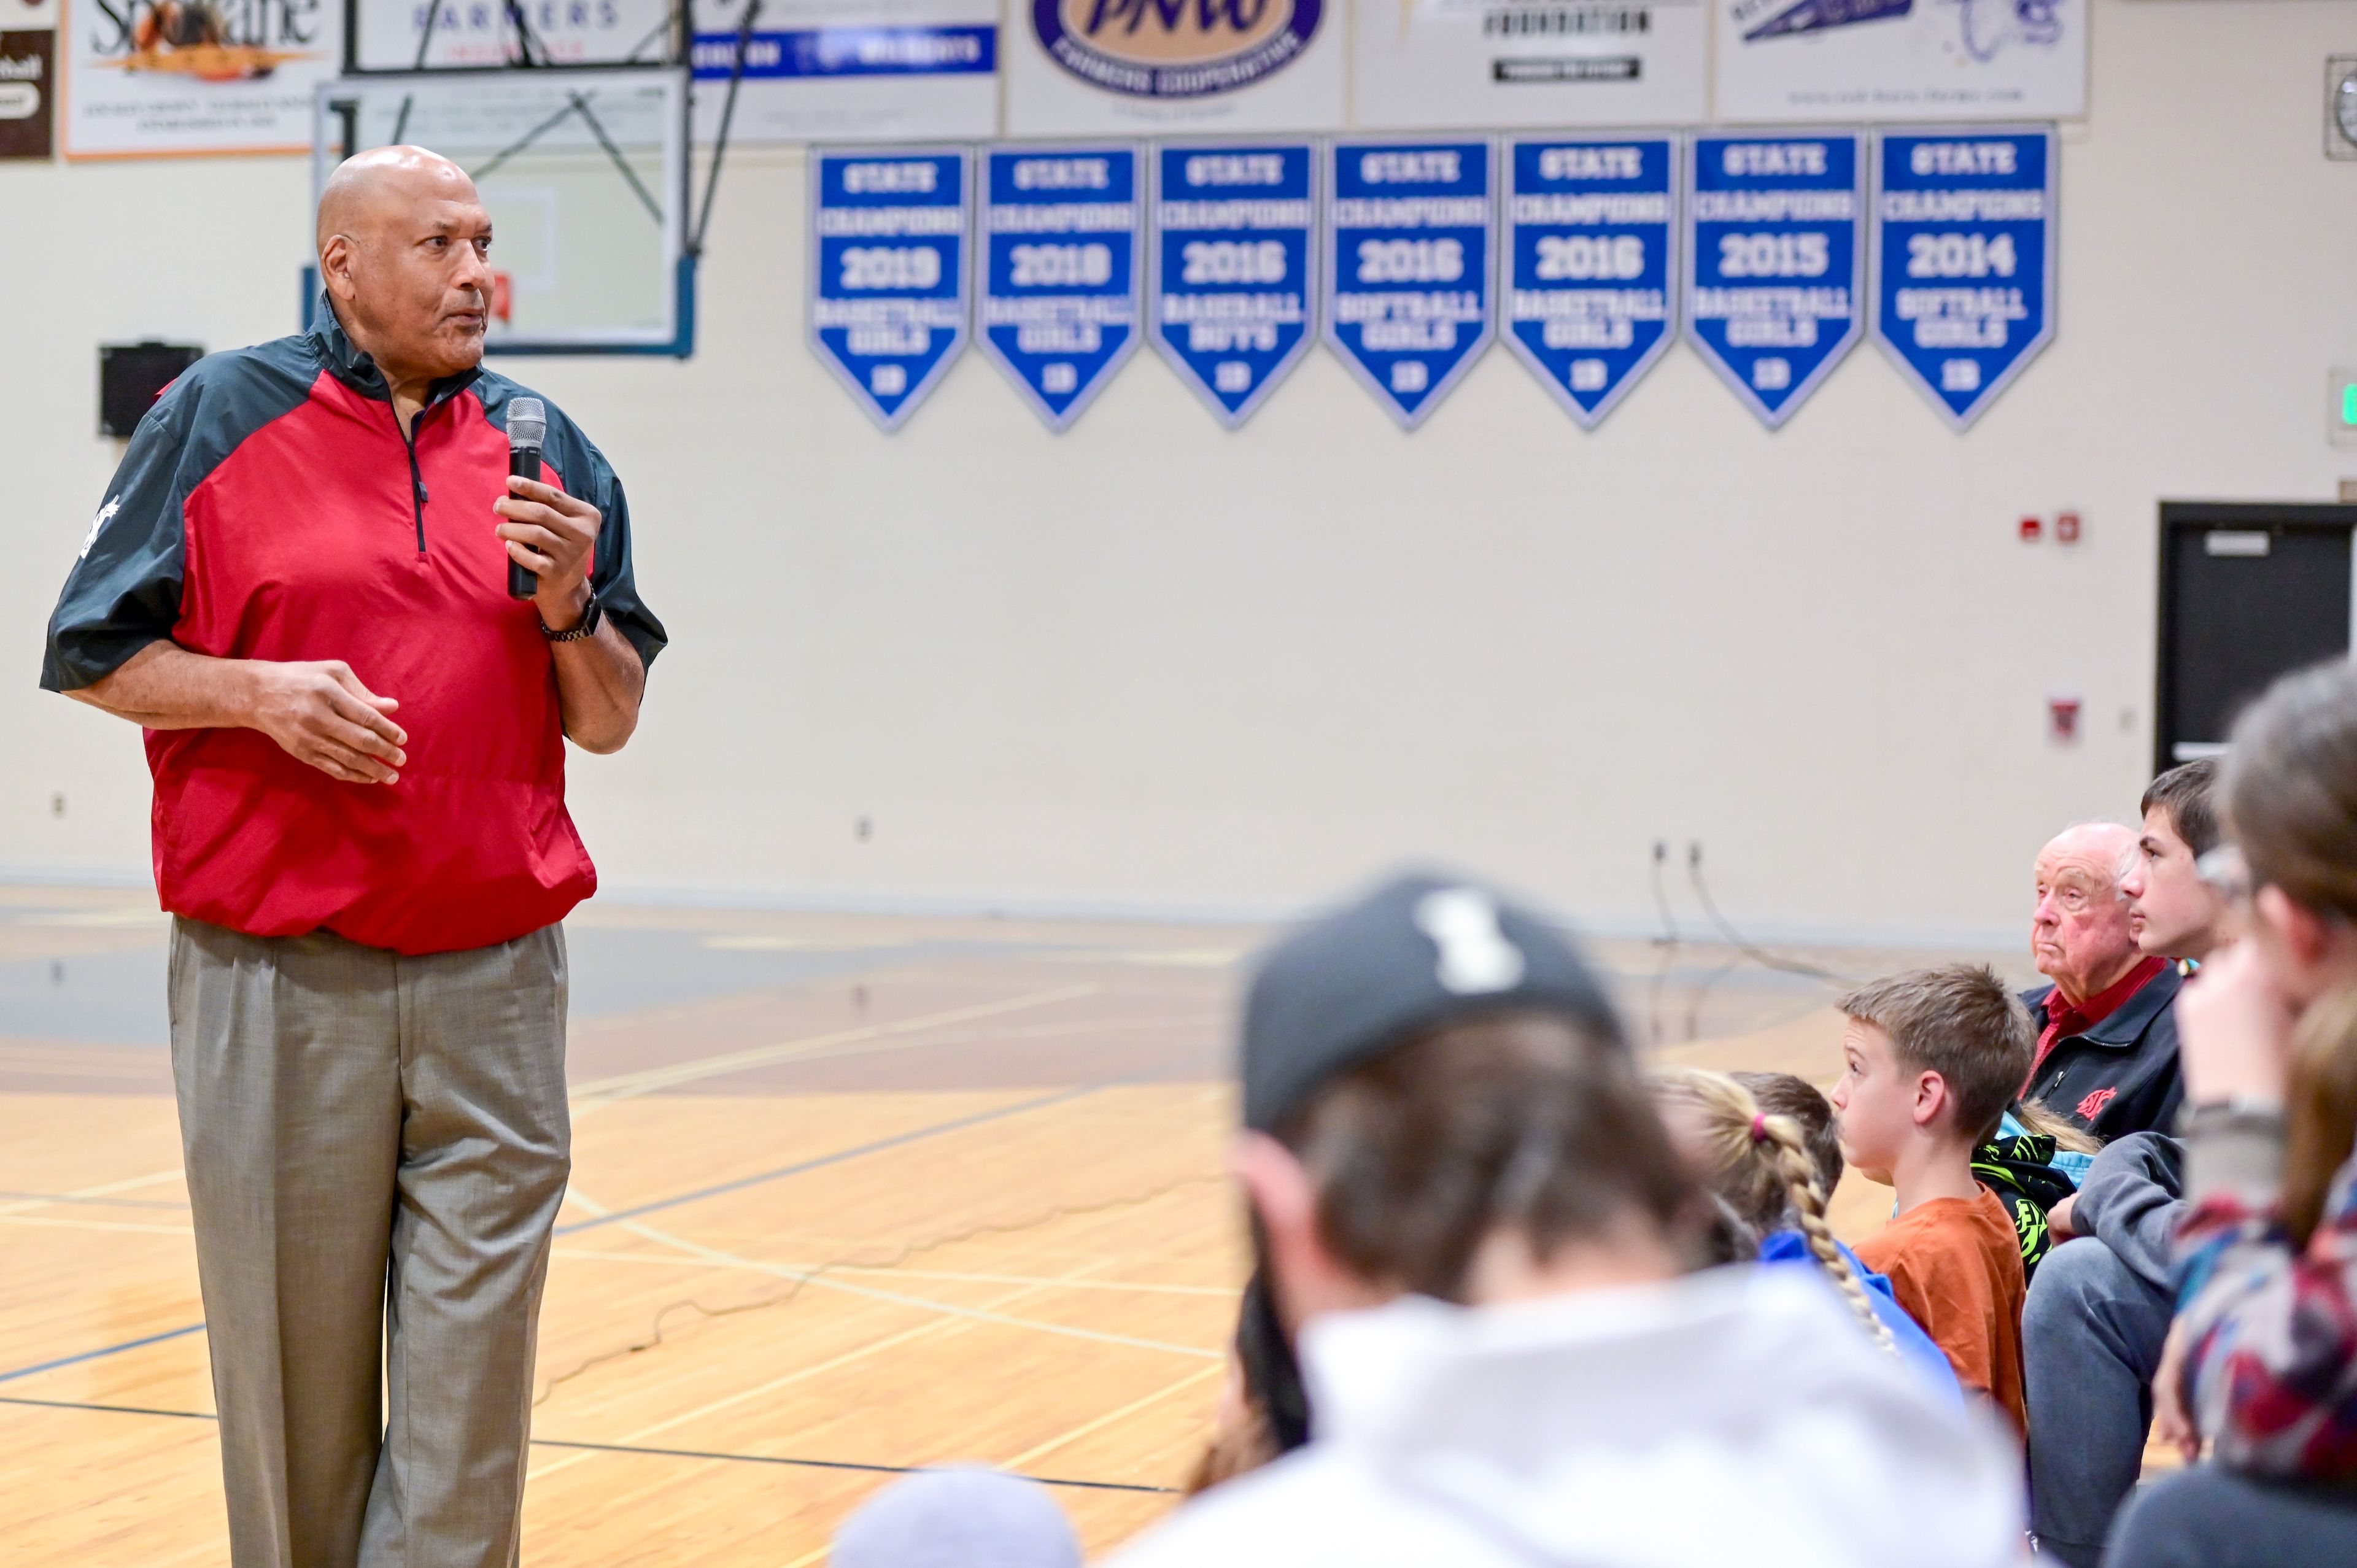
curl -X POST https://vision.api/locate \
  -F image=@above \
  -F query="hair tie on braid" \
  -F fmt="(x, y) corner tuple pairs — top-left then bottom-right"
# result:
(1749, 1114), (1770, 1145)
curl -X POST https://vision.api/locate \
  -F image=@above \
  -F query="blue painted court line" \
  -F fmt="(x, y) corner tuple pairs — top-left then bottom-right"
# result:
(555, 1085), (1102, 1237)
(0, 1396), (1177, 1494)
(0, 1321), (206, 1385)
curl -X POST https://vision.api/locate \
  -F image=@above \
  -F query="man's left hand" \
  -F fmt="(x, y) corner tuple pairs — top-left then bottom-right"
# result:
(495, 475), (599, 630)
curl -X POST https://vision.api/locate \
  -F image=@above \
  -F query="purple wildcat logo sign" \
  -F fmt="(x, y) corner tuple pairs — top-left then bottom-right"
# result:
(1032, 0), (1321, 99)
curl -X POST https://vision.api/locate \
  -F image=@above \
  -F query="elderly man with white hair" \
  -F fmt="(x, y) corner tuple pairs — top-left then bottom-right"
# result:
(2017, 824), (2193, 1565)
(2023, 822), (2186, 1140)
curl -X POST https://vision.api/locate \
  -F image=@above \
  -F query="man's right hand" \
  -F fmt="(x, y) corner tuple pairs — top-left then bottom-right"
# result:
(247, 660), (407, 784)
(67, 643), (409, 784)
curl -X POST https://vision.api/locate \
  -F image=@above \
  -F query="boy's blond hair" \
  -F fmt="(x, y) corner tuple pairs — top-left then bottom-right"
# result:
(1836, 964), (2035, 1145)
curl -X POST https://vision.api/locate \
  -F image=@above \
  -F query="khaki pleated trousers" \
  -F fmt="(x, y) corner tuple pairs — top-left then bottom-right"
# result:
(168, 916), (570, 1568)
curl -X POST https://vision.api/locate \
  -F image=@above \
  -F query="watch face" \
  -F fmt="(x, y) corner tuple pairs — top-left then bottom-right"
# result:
(2338, 74), (2357, 144)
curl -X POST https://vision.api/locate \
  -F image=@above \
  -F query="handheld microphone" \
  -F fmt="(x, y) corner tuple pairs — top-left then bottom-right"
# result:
(506, 397), (546, 600)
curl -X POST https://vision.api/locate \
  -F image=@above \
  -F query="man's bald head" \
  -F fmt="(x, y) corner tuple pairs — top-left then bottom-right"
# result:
(317, 146), (478, 251)
(2032, 822), (2144, 1005)
(316, 145), (495, 389)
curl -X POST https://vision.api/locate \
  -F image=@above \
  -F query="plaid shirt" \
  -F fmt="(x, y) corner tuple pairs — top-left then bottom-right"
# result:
(2174, 1113), (2357, 1479)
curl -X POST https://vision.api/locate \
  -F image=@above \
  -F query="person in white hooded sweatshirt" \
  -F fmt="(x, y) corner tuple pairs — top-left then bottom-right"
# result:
(1110, 872), (2025, 1568)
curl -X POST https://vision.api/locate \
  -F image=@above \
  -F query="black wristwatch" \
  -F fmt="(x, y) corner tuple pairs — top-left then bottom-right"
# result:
(541, 589), (603, 643)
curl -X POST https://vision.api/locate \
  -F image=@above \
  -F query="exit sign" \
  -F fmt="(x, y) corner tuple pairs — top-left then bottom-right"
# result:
(2334, 368), (2357, 448)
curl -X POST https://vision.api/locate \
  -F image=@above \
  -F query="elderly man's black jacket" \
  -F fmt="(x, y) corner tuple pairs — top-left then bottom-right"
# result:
(2020, 965), (2185, 1141)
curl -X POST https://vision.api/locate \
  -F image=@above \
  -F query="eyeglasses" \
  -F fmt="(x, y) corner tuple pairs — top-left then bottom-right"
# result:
(2196, 844), (2253, 903)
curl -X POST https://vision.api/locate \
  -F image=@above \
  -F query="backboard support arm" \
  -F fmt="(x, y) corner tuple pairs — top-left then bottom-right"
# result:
(689, 0), (759, 260)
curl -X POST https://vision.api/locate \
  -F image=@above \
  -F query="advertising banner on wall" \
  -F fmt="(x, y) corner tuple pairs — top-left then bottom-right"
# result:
(1323, 137), (1495, 428)
(808, 145), (972, 429)
(1004, 0), (1345, 138)
(689, 0), (999, 144)
(1686, 131), (1864, 428)
(1502, 135), (1679, 428)
(63, 0), (340, 158)
(350, 0), (667, 70)
(1715, 0), (2086, 122)
(0, 27), (55, 158)
(1351, 0), (1705, 129)
(1871, 125), (2054, 428)
(977, 144), (1143, 429)
(1150, 141), (1318, 427)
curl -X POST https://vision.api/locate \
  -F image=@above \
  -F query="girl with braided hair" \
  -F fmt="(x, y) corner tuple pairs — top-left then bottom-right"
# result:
(1652, 1066), (1962, 1402)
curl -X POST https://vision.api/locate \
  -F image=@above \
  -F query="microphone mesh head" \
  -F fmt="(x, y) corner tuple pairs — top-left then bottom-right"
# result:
(508, 396), (546, 449)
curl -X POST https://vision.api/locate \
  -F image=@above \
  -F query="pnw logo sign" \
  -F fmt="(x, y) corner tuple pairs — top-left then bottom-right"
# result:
(1032, 0), (1322, 99)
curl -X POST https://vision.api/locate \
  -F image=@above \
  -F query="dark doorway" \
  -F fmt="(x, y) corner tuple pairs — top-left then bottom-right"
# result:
(2156, 503), (2356, 774)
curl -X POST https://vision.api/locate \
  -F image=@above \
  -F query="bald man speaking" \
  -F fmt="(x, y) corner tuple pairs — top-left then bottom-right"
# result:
(40, 149), (665, 1565)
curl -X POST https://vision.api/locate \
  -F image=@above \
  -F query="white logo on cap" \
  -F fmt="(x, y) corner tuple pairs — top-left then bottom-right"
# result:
(1414, 888), (1526, 995)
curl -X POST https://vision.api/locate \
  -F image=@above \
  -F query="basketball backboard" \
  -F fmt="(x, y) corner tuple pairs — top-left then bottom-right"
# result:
(309, 67), (692, 354)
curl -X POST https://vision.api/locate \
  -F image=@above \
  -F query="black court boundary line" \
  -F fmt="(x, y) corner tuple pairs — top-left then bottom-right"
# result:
(0, 1396), (1175, 1495)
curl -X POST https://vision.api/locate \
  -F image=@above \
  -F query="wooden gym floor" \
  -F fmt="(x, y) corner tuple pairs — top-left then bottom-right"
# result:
(0, 882), (2024, 1564)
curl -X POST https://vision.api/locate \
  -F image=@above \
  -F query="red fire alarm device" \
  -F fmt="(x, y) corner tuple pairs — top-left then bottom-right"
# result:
(2019, 516), (2043, 542)
(2049, 697), (2081, 743)
(2056, 511), (2082, 544)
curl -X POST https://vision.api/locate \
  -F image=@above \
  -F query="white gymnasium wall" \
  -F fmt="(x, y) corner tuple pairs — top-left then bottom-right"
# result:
(3, 1), (2353, 944)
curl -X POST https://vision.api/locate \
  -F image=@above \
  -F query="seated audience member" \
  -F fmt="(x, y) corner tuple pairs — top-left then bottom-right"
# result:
(2026, 823), (2185, 1140)
(1187, 1269), (1309, 1494)
(2022, 760), (2224, 1566)
(1977, 1097), (2099, 1283)
(830, 1467), (1080, 1568)
(2121, 757), (2231, 971)
(2108, 662), (2357, 1566)
(1111, 874), (2021, 1568)
(1653, 1066), (1961, 1402)
(1832, 966), (2034, 1434)
(2019, 1129), (2185, 1565)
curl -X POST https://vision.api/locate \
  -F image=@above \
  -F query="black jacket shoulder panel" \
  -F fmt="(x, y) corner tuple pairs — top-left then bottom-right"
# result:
(2085, 964), (2183, 1045)
(471, 369), (669, 672)
(41, 337), (323, 692)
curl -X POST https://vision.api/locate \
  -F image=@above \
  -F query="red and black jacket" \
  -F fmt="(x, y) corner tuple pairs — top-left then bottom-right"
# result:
(41, 299), (666, 956)
(2020, 968), (2186, 1141)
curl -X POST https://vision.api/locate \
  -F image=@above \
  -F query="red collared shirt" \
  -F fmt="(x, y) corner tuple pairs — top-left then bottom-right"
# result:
(2028, 954), (2167, 1083)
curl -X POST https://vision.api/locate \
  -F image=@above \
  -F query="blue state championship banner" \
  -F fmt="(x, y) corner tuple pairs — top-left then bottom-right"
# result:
(978, 145), (1144, 431)
(1323, 139), (1496, 428)
(1150, 143), (1320, 428)
(1503, 136), (1680, 429)
(1686, 133), (1865, 429)
(1871, 127), (2057, 430)
(809, 147), (973, 430)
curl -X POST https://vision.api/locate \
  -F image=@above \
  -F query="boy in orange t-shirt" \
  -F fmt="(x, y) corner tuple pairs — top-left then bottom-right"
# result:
(1832, 964), (2035, 1435)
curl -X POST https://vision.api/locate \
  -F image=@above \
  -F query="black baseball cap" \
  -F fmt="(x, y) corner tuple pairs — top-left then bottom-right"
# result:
(1240, 870), (1625, 1133)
